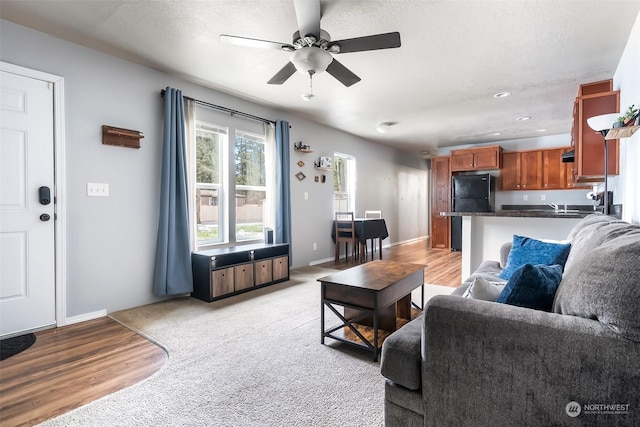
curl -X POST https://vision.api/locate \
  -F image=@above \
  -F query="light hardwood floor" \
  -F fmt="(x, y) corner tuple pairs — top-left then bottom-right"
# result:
(0, 317), (167, 427)
(318, 239), (462, 287)
(0, 240), (461, 426)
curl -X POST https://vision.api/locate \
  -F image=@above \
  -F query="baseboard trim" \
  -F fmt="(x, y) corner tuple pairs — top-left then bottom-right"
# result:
(63, 309), (107, 326)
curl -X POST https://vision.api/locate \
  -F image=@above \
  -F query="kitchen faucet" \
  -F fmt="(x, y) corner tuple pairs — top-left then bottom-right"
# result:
(547, 203), (569, 212)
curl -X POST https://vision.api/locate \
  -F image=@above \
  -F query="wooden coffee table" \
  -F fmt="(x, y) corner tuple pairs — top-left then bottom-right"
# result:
(318, 260), (426, 361)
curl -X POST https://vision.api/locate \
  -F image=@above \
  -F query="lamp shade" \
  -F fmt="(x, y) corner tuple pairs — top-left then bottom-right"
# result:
(587, 113), (620, 132)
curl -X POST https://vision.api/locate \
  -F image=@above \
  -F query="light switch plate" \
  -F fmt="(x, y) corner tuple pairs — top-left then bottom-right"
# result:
(87, 183), (109, 197)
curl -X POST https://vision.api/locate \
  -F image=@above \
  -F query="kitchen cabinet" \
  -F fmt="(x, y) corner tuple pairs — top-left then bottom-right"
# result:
(571, 80), (619, 182)
(450, 145), (502, 171)
(542, 148), (567, 189)
(430, 156), (450, 249)
(191, 243), (290, 302)
(501, 150), (542, 190)
(501, 147), (578, 190)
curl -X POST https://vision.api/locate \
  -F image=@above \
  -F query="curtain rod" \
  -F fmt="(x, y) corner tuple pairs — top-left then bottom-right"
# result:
(160, 89), (275, 125)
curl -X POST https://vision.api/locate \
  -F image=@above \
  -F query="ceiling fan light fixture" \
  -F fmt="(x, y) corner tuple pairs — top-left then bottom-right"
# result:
(291, 47), (332, 75)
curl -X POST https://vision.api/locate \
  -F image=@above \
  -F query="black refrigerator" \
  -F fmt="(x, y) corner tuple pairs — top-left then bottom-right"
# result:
(450, 174), (495, 251)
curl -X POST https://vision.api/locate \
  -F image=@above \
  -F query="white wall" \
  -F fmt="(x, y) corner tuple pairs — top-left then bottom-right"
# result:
(613, 11), (640, 224)
(0, 20), (428, 318)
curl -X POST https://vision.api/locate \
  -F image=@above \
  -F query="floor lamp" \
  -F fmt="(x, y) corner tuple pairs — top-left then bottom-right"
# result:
(587, 112), (640, 215)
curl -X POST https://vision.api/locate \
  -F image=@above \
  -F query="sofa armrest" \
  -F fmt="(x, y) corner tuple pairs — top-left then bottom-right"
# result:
(380, 315), (423, 390)
(421, 295), (640, 426)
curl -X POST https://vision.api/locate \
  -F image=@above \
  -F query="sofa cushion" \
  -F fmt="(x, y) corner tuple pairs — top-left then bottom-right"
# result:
(564, 216), (636, 273)
(554, 232), (640, 342)
(380, 315), (423, 390)
(498, 235), (571, 280)
(462, 276), (506, 301)
(462, 260), (505, 286)
(496, 264), (563, 311)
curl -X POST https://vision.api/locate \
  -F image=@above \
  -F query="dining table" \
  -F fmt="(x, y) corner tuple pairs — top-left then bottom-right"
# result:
(331, 218), (389, 263)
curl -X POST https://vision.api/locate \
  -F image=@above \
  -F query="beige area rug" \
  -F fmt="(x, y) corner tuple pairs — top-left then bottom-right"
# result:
(38, 267), (454, 427)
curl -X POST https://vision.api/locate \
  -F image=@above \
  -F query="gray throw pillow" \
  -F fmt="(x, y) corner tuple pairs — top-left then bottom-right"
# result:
(553, 233), (640, 342)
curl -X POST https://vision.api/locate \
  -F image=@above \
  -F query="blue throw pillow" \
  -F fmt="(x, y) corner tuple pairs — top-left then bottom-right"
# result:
(498, 235), (571, 280)
(496, 264), (563, 311)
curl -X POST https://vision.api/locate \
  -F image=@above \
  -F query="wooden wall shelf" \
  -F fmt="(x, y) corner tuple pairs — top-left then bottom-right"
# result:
(102, 125), (144, 149)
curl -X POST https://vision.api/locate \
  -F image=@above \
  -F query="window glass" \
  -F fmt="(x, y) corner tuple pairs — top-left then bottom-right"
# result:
(196, 123), (226, 244)
(235, 131), (267, 242)
(333, 153), (355, 212)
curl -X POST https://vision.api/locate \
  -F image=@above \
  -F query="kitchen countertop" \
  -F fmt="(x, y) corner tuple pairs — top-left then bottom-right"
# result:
(440, 204), (607, 219)
(440, 210), (597, 219)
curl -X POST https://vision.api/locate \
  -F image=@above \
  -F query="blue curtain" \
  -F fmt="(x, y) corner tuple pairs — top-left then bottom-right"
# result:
(275, 120), (292, 258)
(153, 87), (193, 296)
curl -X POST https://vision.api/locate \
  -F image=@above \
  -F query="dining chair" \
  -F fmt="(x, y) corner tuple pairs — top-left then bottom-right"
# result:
(364, 210), (383, 257)
(334, 211), (357, 263)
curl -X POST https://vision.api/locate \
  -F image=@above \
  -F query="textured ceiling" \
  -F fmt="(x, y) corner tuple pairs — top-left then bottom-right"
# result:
(2, 0), (639, 156)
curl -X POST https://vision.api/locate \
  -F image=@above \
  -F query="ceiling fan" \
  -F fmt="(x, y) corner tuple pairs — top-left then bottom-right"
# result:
(220, 0), (401, 90)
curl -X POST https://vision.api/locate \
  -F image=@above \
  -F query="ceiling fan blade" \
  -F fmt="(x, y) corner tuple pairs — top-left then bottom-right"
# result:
(326, 59), (361, 87)
(332, 32), (401, 53)
(293, 0), (321, 38)
(220, 34), (294, 51)
(268, 62), (297, 85)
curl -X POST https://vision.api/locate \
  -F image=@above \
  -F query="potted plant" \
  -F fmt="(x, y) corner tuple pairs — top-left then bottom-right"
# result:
(614, 104), (639, 127)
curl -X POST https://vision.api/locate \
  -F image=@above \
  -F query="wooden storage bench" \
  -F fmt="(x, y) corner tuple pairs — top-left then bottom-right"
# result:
(191, 243), (290, 302)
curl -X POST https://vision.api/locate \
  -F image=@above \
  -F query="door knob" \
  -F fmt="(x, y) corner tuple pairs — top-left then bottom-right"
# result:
(40, 214), (51, 222)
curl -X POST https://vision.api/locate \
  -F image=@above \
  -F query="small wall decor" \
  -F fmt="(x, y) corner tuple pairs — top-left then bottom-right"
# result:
(314, 176), (319, 182)
(294, 141), (312, 152)
(102, 125), (144, 149)
(321, 174), (327, 183)
(295, 171), (306, 181)
(314, 156), (332, 169)
(297, 160), (305, 167)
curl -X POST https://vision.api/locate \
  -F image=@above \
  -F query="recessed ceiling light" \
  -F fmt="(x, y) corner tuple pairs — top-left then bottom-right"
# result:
(493, 91), (511, 98)
(516, 116), (532, 121)
(536, 128), (547, 132)
(376, 122), (393, 134)
(489, 132), (501, 136)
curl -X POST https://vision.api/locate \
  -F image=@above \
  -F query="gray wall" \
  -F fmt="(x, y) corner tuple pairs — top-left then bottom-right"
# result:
(0, 20), (428, 318)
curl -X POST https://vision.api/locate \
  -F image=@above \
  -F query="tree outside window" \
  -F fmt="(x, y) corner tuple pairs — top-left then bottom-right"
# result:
(235, 132), (266, 241)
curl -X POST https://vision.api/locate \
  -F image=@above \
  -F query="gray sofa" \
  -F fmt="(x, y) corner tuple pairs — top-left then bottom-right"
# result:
(380, 214), (640, 426)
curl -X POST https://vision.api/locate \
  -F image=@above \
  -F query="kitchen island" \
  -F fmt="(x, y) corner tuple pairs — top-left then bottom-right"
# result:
(440, 209), (600, 279)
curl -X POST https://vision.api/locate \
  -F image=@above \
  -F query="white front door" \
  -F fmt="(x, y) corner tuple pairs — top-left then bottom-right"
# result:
(0, 70), (56, 337)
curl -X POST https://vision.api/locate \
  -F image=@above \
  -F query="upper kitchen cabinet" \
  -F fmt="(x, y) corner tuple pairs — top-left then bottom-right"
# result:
(450, 145), (502, 171)
(501, 147), (574, 190)
(542, 148), (567, 189)
(572, 80), (620, 181)
(501, 150), (543, 190)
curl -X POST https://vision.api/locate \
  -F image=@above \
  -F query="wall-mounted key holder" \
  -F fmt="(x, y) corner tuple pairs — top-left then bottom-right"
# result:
(102, 125), (144, 149)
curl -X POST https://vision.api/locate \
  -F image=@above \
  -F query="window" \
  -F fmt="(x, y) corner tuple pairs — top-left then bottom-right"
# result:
(195, 123), (226, 244)
(333, 152), (356, 212)
(195, 120), (270, 248)
(235, 131), (267, 241)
